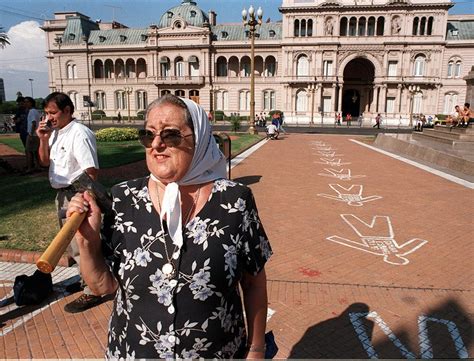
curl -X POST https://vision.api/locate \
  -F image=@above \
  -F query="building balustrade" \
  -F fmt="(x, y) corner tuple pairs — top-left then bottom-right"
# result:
(154, 76), (205, 85)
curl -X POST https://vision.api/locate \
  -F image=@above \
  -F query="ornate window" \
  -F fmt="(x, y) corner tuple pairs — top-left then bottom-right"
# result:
(136, 90), (147, 110)
(263, 90), (276, 111)
(67, 63), (77, 79)
(95, 91), (106, 110)
(388, 61), (397, 76)
(413, 92), (423, 114)
(386, 97), (395, 113)
(175, 57), (184, 77)
(216, 57), (228, 76)
(443, 93), (458, 114)
(216, 90), (229, 110)
(447, 61), (453, 78)
(115, 91), (127, 110)
(414, 55), (426, 77)
(296, 55), (309, 77)
(455, 61), (462, 78)
(239, 90), (250, 110)
(160, 57), (170, 77)
(296, 89), (308, 112)
(323, 60), (333, 77)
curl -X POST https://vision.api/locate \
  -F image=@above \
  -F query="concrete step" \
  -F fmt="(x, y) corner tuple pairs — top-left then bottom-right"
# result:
(374, 133), (474, 178)
(434, 124), (474, 134)
(422, 128), (474, 141)
(412, 132), (474, 152)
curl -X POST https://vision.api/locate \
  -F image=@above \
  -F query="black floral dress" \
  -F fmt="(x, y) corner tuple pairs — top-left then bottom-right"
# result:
(102, 177), (272, 359)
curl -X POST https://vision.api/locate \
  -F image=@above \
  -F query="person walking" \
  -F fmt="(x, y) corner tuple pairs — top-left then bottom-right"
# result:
(23, 97), (41, 174)
(36, 92), (102, 313)
(117, 111), (122, 123)
(66, 94), (272, 359)
(12, 96), (28, 148)
(373, 113), (381, 129)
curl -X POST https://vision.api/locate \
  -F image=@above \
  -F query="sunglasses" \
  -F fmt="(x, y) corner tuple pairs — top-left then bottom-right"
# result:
(138, 128), (193, 148)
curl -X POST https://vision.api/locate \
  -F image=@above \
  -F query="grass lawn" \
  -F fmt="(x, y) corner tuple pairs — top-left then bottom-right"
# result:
(0, 132), (263, 251)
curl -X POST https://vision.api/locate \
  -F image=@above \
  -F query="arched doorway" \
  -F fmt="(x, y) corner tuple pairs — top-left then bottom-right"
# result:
(342, 58), (375, 116)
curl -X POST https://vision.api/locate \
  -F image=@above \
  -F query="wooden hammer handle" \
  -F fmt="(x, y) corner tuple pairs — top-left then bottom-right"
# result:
(36, 211), (87, 274)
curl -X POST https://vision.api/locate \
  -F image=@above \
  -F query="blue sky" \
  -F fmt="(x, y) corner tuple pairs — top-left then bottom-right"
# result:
(0, 0), (472, 101)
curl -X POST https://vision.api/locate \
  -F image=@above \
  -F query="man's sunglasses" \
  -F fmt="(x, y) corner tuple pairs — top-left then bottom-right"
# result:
(138, 129), (193, 148)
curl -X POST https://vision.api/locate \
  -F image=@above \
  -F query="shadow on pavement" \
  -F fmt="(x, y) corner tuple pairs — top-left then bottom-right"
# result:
(0, 275), (81, 329)
(289, 302), (373, 358)
(232, 175), (262, 186)
(289, 298), (472, 358)
(374, 298), (472, 359)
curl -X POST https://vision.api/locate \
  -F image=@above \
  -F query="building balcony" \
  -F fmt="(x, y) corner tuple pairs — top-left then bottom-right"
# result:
(400, 76), (441, 86)
(154, 76), (205, 85)
(91, 77), (149, 85)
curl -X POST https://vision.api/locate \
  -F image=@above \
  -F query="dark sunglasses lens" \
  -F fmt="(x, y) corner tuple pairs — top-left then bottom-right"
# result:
(161, 129), (183, 147)
(138, 129), (154, 147)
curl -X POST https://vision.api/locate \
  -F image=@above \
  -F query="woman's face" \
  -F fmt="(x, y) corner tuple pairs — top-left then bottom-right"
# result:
(145, 103), (195, 184)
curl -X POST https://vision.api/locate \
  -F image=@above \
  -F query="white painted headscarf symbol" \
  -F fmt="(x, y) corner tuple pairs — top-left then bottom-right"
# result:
(151, 97), (226, 250)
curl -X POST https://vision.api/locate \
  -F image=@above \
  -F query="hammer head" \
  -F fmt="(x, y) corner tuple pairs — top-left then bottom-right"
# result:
(71, 172), (112, 212)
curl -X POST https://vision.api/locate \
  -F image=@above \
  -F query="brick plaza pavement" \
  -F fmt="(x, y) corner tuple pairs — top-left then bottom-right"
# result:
(0, 134), (472, 359)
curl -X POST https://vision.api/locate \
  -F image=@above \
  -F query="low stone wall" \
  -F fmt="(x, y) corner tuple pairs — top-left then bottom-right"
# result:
(374, 133), (474, 176)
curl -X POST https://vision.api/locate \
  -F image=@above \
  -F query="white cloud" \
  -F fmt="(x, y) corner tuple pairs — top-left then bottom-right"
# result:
(1, 21), (47, 72)
(0, 21), (49, 99)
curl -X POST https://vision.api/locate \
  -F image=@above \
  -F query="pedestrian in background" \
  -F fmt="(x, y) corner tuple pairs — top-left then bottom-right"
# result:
(36, 92), (102, 313)
(23, 97), (41, 174)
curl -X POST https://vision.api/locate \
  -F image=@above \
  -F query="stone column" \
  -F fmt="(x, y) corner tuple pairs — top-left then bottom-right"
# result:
(378, 85), (387, 113)
(397, 84), (403, 113)
(336, 84), (342, 112)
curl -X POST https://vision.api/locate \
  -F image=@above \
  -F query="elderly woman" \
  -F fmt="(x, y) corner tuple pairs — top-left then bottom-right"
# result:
(67, 94), (272, 359)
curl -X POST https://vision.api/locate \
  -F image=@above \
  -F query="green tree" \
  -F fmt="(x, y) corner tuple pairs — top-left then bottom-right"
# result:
(0, 26), (10, 48)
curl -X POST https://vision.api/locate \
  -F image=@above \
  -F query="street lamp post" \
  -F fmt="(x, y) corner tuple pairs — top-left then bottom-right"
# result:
(28, 78), (34, 98)
(408, 85), (420, 128)
(242, 5), (263, 134)
(124, 87), (133, 122)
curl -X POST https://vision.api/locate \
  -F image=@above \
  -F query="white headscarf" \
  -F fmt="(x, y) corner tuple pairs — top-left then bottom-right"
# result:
(151, 97), (227, 249)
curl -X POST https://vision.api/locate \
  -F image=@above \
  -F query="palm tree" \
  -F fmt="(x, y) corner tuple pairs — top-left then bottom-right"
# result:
(0, 26), (10, 49)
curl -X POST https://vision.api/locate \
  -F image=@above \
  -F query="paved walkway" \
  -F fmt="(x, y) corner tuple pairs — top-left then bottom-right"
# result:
(1, 134), (472, 359)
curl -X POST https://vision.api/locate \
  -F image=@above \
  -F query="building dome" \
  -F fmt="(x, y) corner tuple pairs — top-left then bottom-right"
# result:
(158, 0), (209, 28)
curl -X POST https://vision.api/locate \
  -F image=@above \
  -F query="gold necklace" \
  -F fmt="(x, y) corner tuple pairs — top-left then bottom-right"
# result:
(155, 182), (201, 278)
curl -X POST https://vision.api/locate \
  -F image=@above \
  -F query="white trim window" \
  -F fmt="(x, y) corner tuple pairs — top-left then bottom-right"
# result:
(447, 61), (453, 78)
(386, 97), (395, 113)
(388, 61), (397, 77)
(216, 90), (228, 110)
(296, 55), (309, 76)
(136, 90), (147, 110)
(323, 60), (333, 77)
(323, 96), (332, 113)
(95, 91), (106, 110)
(115, 91), (127, 110)
(296, 89), (308, 112)
(443, 93), (458, 114)
(413, 92), (423, 114)
(414, 55), (425, 77)
(67, 63), (77, 79)
(239, 90), (250, 111)
(263, 90), (276, 111)
(175, 59), (184, 77)
(454, 61), (461, 78)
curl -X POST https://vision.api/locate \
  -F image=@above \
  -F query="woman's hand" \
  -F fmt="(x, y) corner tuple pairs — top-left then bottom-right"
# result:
(66, 191), (102, 248)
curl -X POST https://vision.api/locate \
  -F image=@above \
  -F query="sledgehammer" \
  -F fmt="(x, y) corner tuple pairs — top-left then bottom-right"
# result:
(36, 172), (112, 274)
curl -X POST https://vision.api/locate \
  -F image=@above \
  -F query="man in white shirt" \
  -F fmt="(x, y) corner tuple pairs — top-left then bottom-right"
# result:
(24, 97), (41, 174)
(37, 92), (102, 313)
(266, 123), (279, 139)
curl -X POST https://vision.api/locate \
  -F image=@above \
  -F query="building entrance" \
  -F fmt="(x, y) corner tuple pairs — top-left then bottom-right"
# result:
(342, 58), (375, 117)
